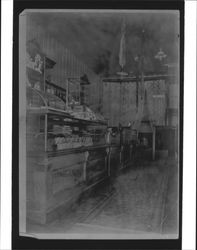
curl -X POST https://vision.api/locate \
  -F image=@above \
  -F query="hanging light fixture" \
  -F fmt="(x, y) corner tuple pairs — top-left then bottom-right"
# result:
(154, 48), (167, 74)
(155, 48), (167, 61)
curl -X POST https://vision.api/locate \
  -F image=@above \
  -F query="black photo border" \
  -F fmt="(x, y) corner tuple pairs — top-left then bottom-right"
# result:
(12, 0), (184, 249)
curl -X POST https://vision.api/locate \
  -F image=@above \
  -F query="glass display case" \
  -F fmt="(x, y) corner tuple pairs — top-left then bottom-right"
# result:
(26, 86), (66, 110)
(26, 87), (109, 224)
(26, 87), (107, 153)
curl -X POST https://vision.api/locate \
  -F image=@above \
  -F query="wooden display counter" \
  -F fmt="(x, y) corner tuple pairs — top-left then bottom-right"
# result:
(27, 146), (108, 224)
(26, 88), (108, 224)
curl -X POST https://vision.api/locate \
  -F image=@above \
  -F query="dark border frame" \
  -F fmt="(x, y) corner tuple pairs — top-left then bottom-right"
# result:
(12, 0), (184, 249)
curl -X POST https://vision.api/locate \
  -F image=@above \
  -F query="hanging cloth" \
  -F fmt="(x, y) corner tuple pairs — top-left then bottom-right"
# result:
(133, 81), (154, 132)
(119, 19), (126, 71)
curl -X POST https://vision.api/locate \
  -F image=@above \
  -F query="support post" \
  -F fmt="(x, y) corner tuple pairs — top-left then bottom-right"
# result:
(44, 114), (48, 152)
(43, 56), (46, 92)
(66, 79), (69, 108)
(152, 126), (156, 160)
(83, 151), (89, 181)
(136, 78), (139, 109)
(106, 147), (111, 177)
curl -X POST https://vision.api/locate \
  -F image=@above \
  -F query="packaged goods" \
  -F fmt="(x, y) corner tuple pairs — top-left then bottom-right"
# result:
(52, 132), (94, 151)
(62, 126), (72, 134)
(53, 125), (62, 134)
(70, 105), (103, 121)
(72, 105), (84, 112)
(53, 125), (72, 135)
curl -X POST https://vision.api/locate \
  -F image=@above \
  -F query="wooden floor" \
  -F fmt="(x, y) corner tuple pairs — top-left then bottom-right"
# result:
(27, 157), (179, 239)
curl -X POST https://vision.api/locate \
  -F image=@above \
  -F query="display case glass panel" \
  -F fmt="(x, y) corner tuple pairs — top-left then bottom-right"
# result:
(26, 86), (66, 110)
(46, 116), (107, 152)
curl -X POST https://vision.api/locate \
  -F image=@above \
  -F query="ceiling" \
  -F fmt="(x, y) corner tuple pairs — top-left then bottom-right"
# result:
(27, 11), (180, 77)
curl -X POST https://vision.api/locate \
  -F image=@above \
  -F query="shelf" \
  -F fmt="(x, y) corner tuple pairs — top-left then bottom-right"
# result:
(26, 87), (107, 125)
(27, 143), (119, 158)
(27, 106), (72, 117)
(47, 144), (108, 157)
(27, 106), (107, 125)
(70, 116), (107, 125)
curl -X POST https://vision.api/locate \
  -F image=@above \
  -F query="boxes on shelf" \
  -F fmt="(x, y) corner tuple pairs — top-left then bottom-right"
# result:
(53, 136), (93, 150)
(53, 125), (72, 135)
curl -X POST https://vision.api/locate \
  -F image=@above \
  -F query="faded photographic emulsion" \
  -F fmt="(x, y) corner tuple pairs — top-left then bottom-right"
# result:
(19, 10), (180, 240)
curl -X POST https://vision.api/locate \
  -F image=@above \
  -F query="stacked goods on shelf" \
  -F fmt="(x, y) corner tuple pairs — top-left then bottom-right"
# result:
(70, 105), (85, 119)
(53, 125), (63, 134)
(84, 107), (97, 121)
(53, 125), (72, 135)
(62, 125), (72, 134)
(52, 135), (93, 151)
(47, 124), (94, 151)
(70, 105), (106, 122)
